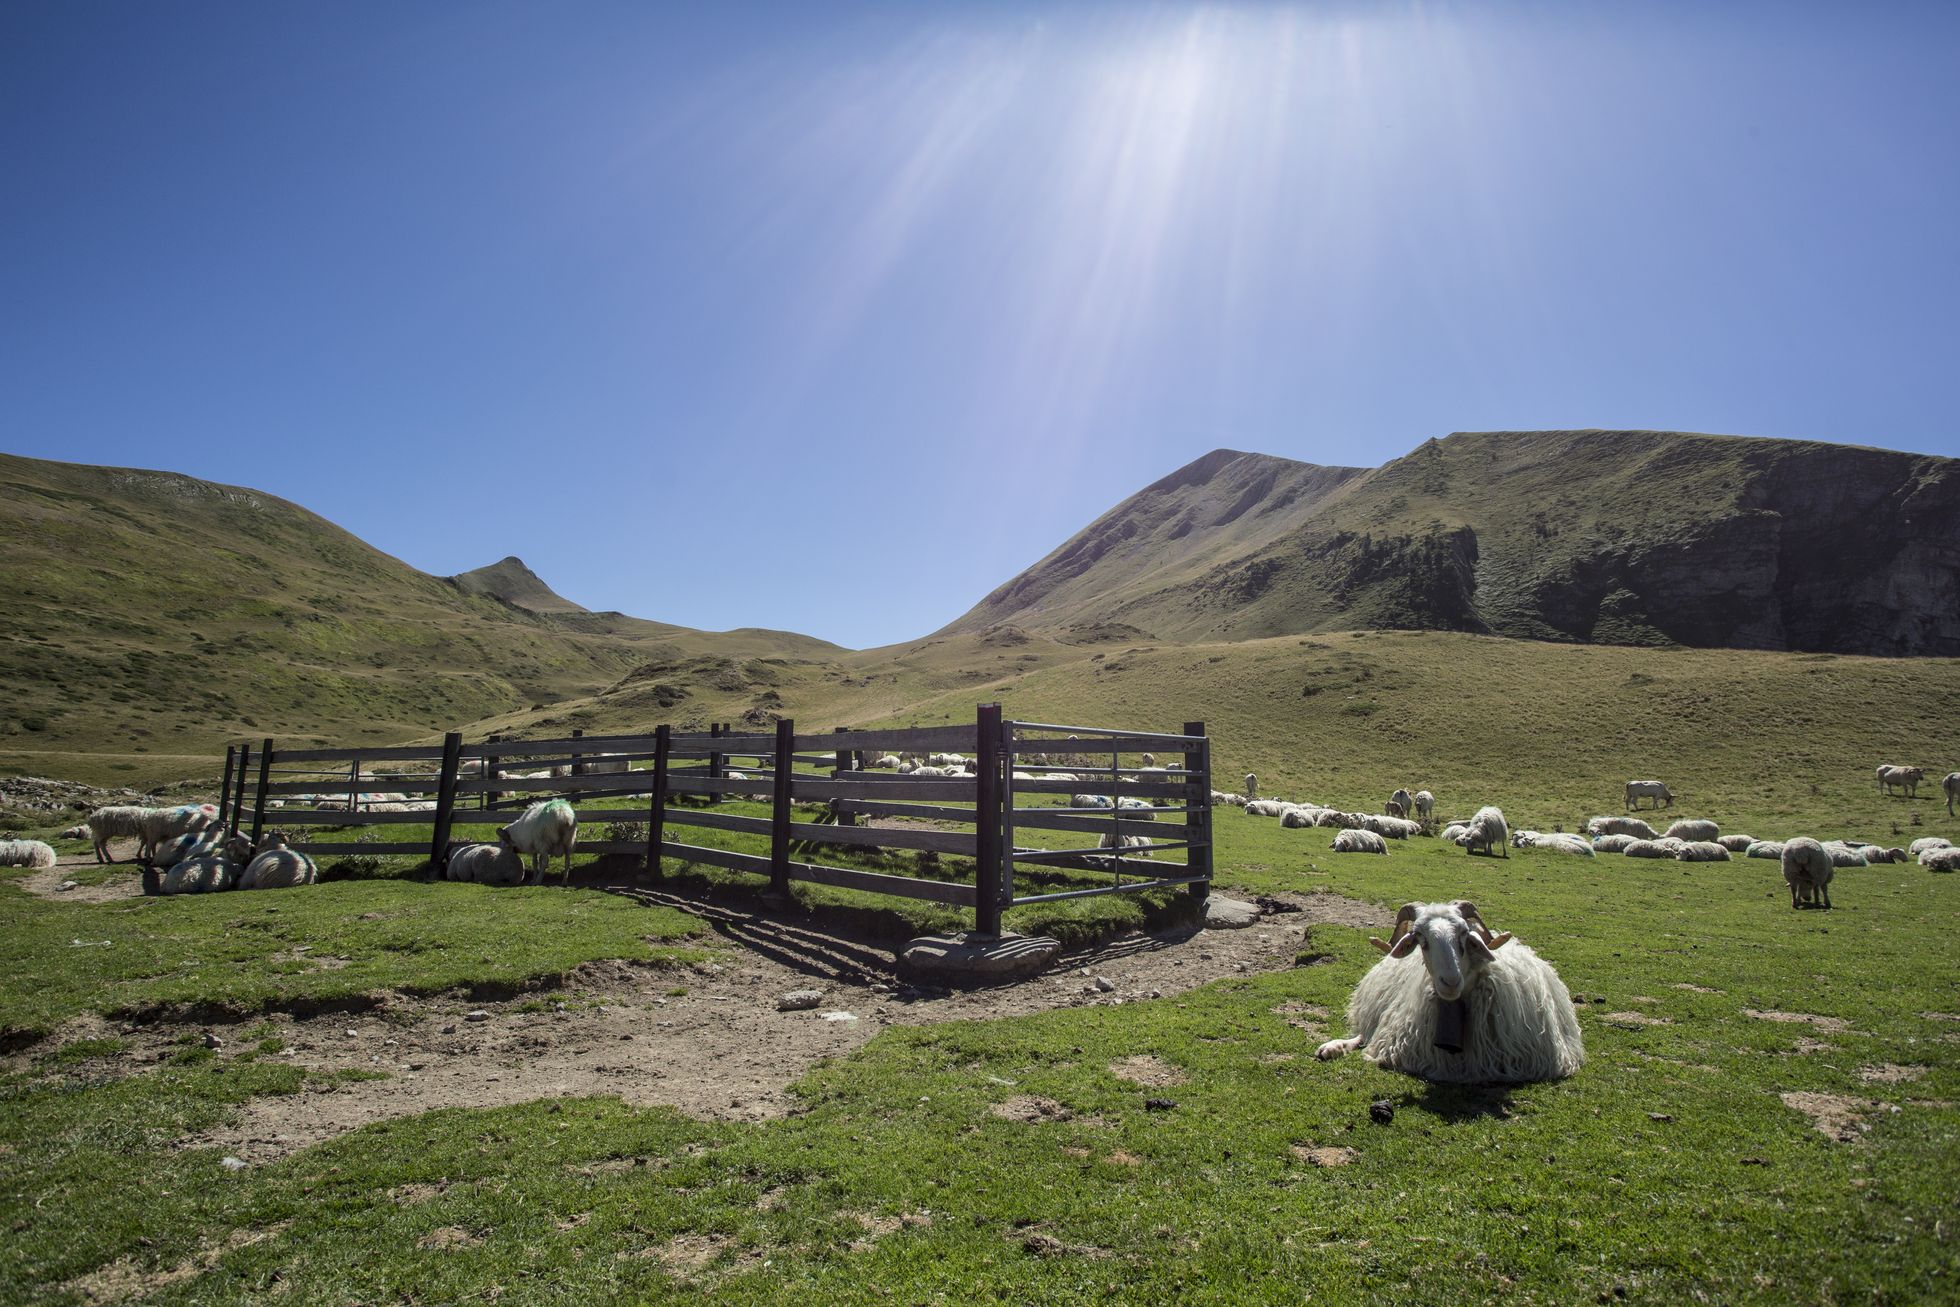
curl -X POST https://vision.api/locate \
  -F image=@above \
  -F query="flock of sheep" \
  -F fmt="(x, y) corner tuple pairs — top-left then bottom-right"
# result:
(46, 802), (320, 893)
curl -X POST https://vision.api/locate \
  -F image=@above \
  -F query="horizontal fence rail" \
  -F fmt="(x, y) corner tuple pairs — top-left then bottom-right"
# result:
(225, 709), (1210, 931)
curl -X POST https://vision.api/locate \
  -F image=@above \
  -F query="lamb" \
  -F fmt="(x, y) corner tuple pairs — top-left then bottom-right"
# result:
(1314, 901), (1583, 1084)
(237, 835), (318, 890)
(1585, 815), (1660, 840)
(1947, 772), (1960, 816)
(1716, 834), (1757, 853)
(1140, 753), (1155, 767)
(1623, 838), (1687, 859)
(498, 799), (578, 885)
(1745, 840), (1786, 860)
(1624, 780), (1674, 811)
(1512, 831), (1594, 857)
(85, 805), (150, 864)
(0, 839), (57, 869)
(1591, 834), (1639, 853)
(1454, 806), (1509, 857)
(1384, 799), (1407, 820)
(1920, 847), (1960, 873)
(1332, 829), (1387, 854)
(1413, 791), (1434, 823)
(1781, 837), (1834, 908)
(446, 837), (527, 886)
(1662, 818), (1719, 842)
(1244, 773), (1258, 800)
(1909, 837), (1953, 857)
(1876, 765), (1925, 798)
(1243, 799), (1290, 818)
(1674, 841), (1730, 862)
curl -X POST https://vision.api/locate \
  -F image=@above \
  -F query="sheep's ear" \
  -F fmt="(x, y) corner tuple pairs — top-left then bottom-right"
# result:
(1387, 933), (1420, 959)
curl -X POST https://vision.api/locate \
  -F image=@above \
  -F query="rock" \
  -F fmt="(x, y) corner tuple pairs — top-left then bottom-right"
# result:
(899, 933), (1061, 981)
(1093, 976), (1116, 993)
(1144, 1098), (1177, 1112)
(201, 1033), (222, 1050)
(56, 880), (78, 893)
(464, 1010), (491, 1023)
(1203, 896), (1261, 929)
(220, 1157), (248, 1171)
(819, 1011), (858, 1024)
(777, 989), (826, 1012)
(1369, 1100), (1395, 1125)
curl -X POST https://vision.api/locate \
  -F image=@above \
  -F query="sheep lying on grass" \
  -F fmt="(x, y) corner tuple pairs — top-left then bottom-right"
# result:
(236, 835), (317, 890)
(1663, 818), (1719, 843)
(1314, 901), (1584, 1084)
(1280, 807), (1318, 830)
(1244, 799), (1290, 818)
(1361, 814), (1422, 840)
(1623, 838), (1687, 859)
(1586, 815), (1660, 840)
(60, 824), (88, 841)
(0, 840), (57, 870)
(1439, 822), (1469, 843)
(1856, 845), (1908, 864)
(1512, 831), (1594, 856)
(1071, 794), (1113, 810)
(1332, 829), (1387, 854)
(1782, 838), (1834, 908)
(499, 799), (578, 885)
(162, 853), (236, 895)
(1674, 841), (1730, 862)
(1454, 806), (1509, 857)
(1591, 834), (1639, 854)
(1098, 832), (1153, 854)
(1920, 847), (1960, 872)
(151, 829), (226, 870)
(1716, 834), (1758, 853)
(1909, 837), (1952, 857)
(447, 837), (527, 886)
(1745, 840), (1786, 860)
(1821, 841), (1870, 868)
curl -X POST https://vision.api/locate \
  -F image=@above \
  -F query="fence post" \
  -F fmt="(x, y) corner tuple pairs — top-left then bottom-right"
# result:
(485, 732), (502, 812)
(645, 725), (670, 882)
(348, 758), (361, 814)
(1184, 720), (1211, 908)
(217, 746), (236, 828)
(571, 727), (585, 777)
(429, 731), (463, 878)
(769, 718), (794, 896)
(231, 742), (252, 831)
(833, 726), (856, 826)
(250, 738), (274, 847)
(974, 702), (1003, 937)
(708, 723), (724, 804)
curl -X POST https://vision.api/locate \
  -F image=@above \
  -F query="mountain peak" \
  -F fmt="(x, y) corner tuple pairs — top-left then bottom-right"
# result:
(449, 556), (588, 614)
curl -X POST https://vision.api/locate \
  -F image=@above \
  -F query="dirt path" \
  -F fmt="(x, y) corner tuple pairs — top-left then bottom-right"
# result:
(29, 889), (1380, 1162)
(17, 839), (147, 904)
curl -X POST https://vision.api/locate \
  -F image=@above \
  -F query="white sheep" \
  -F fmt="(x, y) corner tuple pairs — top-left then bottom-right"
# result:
(1674, 841), (1730, 862)
(1279, 807), (1319, 830)
(498, 799), (578, 885)
(1585, 815), (1660, 840)
(1716, 834), (1757, 853)
(1623, 838), (1687, 859)
(1243, 799), (1290, 818)
(1820, 840), (1869, 868)
(1663, 818), (1719, 842)
(1454, 806), (1509, 857)
(872, 755), (901, 770)
(1920, 847), (1960, 872)
(60, 824), (89, 841)
(0, 839), (57, 869)
(161, 853), (236, 895)
(1071, 794), (1114, 810)
(1413, 790), (1434, 823)
(138, 804), (219, 858)
(1388, 788), (1413, 818)
(1591, 834), (1639, 854)
(86, 805), (150, 864)
(1856, 844), (1908, 865)
(1909, 837), (1952, 857)
(150, 829), (227, 869)
(1361, 814), (1422, 840)
(447, 837), (527, 886)
(238, 836), (317, 890)
(1244, 773), (1258, 800)
(1513, 831), (1594, 857)
(1315, 901), (1584, 1084)
(1624, 780), (1673, 811)
(1140, 753), (1156, 767)
(1098, 832), (1153, 854)
(1946, 771), (1960, 816)
(1781, 837), (1834, 908)
(1745, 840), (1786, 860)
(1439, 822), (1469, 843)
(1876, 765), (1925, 797)
(1332, 829), (1387, 854)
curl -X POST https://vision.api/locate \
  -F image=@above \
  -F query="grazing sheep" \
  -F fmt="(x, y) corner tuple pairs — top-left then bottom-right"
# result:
(1439, 822), (1469, 843)
(1820, 841), (1869, 868)
(1623, 838), (1687, 859)
(1315, 901), (1583, 1084)
(1454, 806), (1509, 858)
(1591, 834), (1639, 853)
(1244, 799), (1290, 818)
(1920, 847), (1960, 872)
(1413, 791), (1434, 823)
(1876, 765), (1925, 797)
(1745, 840), (1786, 860)
(161, 853), (236, 895)
(1333, 829), (1387, 854)
(85, 805), (150, 864)
(1909, 837), (1953, 857)
(1674, 841), (1730, 862)
(1361, 814), (1422, 840)
(446, 837), (527, 886)
(498, 799), (578, 885)
(1663, 818), (1719, 843)
(1947, 772), (1960, 816)
(238, 836), (317, 890)
(1513, 831), (1595, 857)
(1781, 837), (1834, 908)
(1585, 815), (1660, 840)
(0, 839), (57, 870)
(1624, 780), (1674, 811)
(1244, 773), (1258, 800)
(1716, 834), (1757, 853)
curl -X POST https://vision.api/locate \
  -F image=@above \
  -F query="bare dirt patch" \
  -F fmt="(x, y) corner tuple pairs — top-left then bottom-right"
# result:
(1788, 1037), (1836, 1056)
(1745, 1010), (1850, 1034)
(158, 887), (1319, 1161)
(1858, 1064), (1925, 1084)
(1671, 984), (1721, 994)
(1779, 1091), (1885, 1143)
(19, 840), (148, 904)
(63, 1223), (288, 1304)
(1600, 1011), (1671, 1028)
(992, 1095), (1075, 1123)
(1291, 1143), (1359, 1167)
(1107, 1054), (1186, 1088)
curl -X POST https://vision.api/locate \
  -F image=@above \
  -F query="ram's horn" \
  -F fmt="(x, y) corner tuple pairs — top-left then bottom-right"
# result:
(1371, 902), (1423, 954)
(1452, 900), (1513, 949)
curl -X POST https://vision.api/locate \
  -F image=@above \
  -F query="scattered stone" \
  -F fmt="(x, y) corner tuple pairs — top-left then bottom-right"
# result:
(1203, 896), (1261, 930)
(440, 1024), (456, 1035)
(1143, 1098), (1177, 1112)
(819, 1011), (858, 1024)
(900, 933), (1062, 980)
(56, 880), (78, 893)
(1369, 1100), (1395, 1125)
(1647, 1112), (1673, 1123)
(219, 1157), (248, 1171)
(777, 990), (826, 1012)
(1093, 977), (1116, 993)
(202, 1033), (223, 1050)
(464, 1011), (491, 1023)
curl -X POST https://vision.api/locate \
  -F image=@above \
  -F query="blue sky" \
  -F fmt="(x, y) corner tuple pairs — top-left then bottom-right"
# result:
(5, 1), (1957, 649)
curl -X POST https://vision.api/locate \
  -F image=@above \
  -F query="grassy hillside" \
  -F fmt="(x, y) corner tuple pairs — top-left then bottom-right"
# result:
(0, 455), (839, 786)
(943, 431), (1960, 656)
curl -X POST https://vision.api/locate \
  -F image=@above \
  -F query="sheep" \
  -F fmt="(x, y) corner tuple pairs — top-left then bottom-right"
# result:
(1413, 791), (1434, 823)
(238, 836), (318, 890)
(1384, 799), (1407, 819)
(446, 837), (527, 886)
(161, 853), (236, 895)
(897, 760), (918, 774)
(1116, 797), (1156, 818)
(1624, 780), (1674, 810)
(60, 824), (89, 841)
(1820, 841), (1869, 868)
(1140, 753), (1155, 767)
(1071, 794), (1113, 810)
(1585, 815), (1660, 840)
(1674, 841), (1730, 862)
(1439, 822), (1469, 843)
(1314, 901), (1583, 1084)
(1876, 765), (1925, 797)
(0, 839), (57, 870)
(1098, 832), (1153, 854)
(1716, 834), (1757, 853)
(1512, 831), (1594, 857)
(85, 805), (150, 864)
(1244, 799), (1290, 818)
(1854, 844), (1907, 865)
(872, 755), (901, 769)
(1361, 814), (1422, 840)
(1623, 838), (1687, 859)
(138, 804), (219, 856)
(498, 799), (577, 885)
(1920, 848), (1960, 873)
(1333, 829), (1387, 854)
(1662, 818), (1719, 843)
(1454, 806), (1509, 857)
(150, 828), (227, 869)
(1387, 788), (1413, 818)
(1947, 772), (1960, 817)
(1910, 837), (1953, 857)
(1589, 833), (1637, 854)
(1209, 790), (1246, 806)
(1781, 837), (1834, 909)
(1745, 840), (1786, 860)
(1280, 807), (1319, 830)
(1244, 773), (1258, 800)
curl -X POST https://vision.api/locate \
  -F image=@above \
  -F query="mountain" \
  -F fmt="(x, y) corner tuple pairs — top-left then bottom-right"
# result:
(945, 431), (1960, 656)
(0, 453), (839, 779)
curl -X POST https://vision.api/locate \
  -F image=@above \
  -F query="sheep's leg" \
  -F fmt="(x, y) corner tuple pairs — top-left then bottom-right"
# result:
(1820, 884), (1831, 910)
(1315, 1036), (1363, 1061)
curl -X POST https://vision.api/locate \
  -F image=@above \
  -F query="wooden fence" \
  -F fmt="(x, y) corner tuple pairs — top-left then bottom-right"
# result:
(215, 706), (1212, 935)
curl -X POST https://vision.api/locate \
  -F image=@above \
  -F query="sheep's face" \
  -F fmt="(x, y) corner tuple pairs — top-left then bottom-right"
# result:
(1375, 902), (1512, 1003)
(495, 827), (514, 849)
